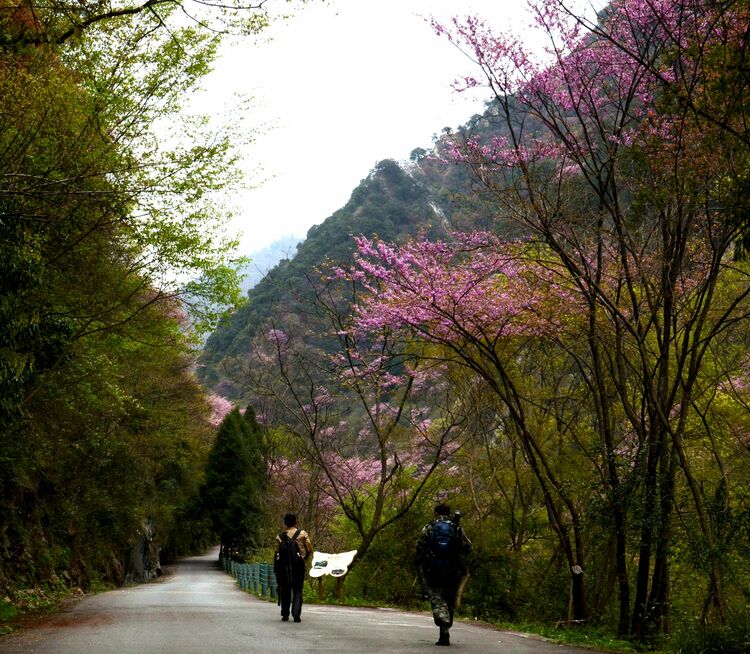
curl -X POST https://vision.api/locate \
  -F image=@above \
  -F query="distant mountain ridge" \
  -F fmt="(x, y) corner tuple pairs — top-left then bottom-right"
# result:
(239, 235), (300, 295)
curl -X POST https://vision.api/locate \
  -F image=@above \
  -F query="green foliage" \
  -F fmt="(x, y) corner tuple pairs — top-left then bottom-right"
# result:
(669, 614), (750, 654)
(0, 599), (17, 623)
(0, 0), (273, 49)
(339, 502), (428, 608)
(0, 0), (248, 604)
(201, 407), (268, 557)
(496, 622), (639, 653)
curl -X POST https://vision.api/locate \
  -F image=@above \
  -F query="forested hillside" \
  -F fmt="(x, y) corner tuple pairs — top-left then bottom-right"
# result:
(198, 155), (473, 394)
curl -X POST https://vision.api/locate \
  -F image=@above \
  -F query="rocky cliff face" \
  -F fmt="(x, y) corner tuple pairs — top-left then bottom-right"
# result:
(125, 520), (161, 583)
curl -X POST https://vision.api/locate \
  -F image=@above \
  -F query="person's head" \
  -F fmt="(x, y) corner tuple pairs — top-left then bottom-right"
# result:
(284, 513), (297, 528)
(434, 503), (451, 517)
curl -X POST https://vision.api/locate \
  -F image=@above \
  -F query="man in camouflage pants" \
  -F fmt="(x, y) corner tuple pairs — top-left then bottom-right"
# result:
(416, 504), (472, 647)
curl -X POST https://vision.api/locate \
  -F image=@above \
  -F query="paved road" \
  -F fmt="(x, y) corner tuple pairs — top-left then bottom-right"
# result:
(0, 548), (601, 653)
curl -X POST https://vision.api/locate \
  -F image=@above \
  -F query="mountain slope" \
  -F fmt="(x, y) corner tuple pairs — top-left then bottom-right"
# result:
(197, 104), (518, 396)
(198, 158), (453, 394)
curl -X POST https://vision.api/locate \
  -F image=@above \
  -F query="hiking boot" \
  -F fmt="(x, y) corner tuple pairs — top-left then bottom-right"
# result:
(281, 616), (289, 622)
(436, 631), (450, 646)
(293, 617), (301, 623)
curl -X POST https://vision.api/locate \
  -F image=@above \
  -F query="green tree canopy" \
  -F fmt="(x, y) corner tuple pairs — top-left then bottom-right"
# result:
(0, 0), (266, 598)
(202, 406), (267, 558)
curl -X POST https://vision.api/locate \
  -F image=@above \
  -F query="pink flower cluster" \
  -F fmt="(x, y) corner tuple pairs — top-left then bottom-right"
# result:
(320, 454), (384, 492)
(351, 233), (579, 343)
(436, 0), (749, 166)
(207, 393), (234, 427)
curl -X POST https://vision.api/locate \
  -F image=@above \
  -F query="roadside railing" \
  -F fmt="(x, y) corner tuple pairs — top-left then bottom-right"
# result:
(220, 556), (277, 599)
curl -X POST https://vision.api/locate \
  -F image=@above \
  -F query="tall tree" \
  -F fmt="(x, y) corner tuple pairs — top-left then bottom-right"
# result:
(239, 271), (470, 571)
(0, 0), (268, 592)
(202, 407), (267, 559)
(439, 0), (750, 638)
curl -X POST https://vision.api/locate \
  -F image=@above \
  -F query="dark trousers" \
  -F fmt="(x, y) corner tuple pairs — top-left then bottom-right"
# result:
(279, 582), (303, 619)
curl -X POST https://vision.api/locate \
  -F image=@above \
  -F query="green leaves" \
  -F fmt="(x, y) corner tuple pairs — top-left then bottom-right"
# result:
(202, 407), (268, 556)
(0, 0), (263, 593)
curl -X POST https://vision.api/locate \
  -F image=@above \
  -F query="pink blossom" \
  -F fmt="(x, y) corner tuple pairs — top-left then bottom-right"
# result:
(436, 0), (749, 169)
(350, 233), (580, 344)
(207, 394), (234, 427)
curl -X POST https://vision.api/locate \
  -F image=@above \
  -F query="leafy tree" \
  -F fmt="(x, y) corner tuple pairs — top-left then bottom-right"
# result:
(202, 407), (268, 559)
(351, 236), (594, 621)
(0, 0), (272, 48)
(1, 286), (217, 588)
(239, 270), (471, 574)
(0, 0), (264, 596)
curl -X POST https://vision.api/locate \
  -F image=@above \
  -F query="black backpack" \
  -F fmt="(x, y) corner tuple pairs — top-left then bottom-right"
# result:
(425, 519), (458, 582)
(274, 529), (304, 584)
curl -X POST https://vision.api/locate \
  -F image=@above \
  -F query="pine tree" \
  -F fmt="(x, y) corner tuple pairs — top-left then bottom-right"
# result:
(202, 406), (267, 559)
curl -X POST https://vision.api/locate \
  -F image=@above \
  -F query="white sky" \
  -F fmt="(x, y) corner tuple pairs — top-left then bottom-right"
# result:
(192, 0), (550, 254)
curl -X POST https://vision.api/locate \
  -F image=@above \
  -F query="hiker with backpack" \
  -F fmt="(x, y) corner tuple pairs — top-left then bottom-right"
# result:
(274, 513), (313, 623)
(416, 504), (472, 647)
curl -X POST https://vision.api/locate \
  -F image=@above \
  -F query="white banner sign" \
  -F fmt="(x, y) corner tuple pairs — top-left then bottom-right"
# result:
(309, 550), (357, 578)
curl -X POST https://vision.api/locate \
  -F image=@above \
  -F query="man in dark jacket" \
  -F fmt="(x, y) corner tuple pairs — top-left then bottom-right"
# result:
(274, 513), (313, 623)
(416, 504), (472, 647)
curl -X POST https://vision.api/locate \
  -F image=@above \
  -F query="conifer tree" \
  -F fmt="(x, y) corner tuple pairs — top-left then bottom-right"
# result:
(202, 407), (267, 559)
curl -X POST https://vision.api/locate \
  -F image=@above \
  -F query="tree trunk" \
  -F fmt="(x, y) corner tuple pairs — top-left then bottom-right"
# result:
(613, 508), (630, 637)
(631, 425), (663, 639)
(570, 564), (586, 622)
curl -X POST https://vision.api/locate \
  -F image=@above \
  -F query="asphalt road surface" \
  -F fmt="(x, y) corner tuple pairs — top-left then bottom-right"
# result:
(0, 548), (603, 653)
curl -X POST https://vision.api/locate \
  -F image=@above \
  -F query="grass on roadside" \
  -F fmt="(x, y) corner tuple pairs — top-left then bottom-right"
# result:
(491, 620), (644, 653)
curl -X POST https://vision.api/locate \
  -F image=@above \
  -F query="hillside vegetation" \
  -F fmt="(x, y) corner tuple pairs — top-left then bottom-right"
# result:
(0, 0), (257, 626)
(198, 156), (469, 394)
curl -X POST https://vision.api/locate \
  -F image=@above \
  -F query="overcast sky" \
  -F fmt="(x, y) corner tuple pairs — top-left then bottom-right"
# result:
(191, 0), (553, 254)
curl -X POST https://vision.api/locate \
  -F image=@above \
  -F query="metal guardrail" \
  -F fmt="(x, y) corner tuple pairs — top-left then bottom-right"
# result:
(220, 556), (278, 599)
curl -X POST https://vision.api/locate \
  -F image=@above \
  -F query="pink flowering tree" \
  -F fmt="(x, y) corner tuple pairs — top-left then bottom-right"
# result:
(351, 233), (599, 622)
(206, 393), (234, 428)
(236, 277), (470, 573)
(350, 0), (750, 637)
